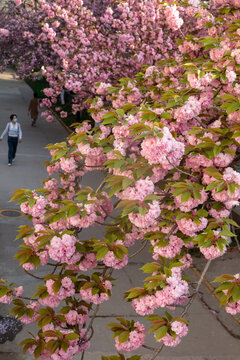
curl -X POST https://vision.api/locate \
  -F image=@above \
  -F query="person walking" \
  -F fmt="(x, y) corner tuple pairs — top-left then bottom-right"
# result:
(0, 114), (22, 166)
(28, 92), (39, 127)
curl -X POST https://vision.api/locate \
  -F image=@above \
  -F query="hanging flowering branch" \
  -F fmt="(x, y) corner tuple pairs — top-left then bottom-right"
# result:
(0, 0), (239, 359)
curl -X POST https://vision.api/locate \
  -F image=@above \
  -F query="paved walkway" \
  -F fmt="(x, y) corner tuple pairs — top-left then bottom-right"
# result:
(0, 70), (239, 360)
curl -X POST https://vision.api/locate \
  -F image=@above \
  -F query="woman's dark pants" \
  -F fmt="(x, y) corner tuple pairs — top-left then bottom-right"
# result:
(8, 136), (18, 164)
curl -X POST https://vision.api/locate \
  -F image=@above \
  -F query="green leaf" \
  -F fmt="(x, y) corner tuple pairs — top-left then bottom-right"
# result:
(109, 356), (122, 360)
(46, 339), (59, 355)
(215, 181), (226, 193)
(116, 109), (125, 118)
(196, 209), (208, 217)
(181, 191), (191, 203)
(20, 339), (37, 353)
(161, 112), (172, 119)
(140, 262), (161, 273)
(92, 287), (100, 295)
(222, 218), (238, 227)
(61, 340), (69, 352)
(144, 194), (160, 201)
(65, 333), (80, 341)
(39, 316), (52, 327)
(96, 246), (108, 260)
(125, 287), (146, 299)
(232, 285), (240, 302)
(118, 331), (130, 344)
(215, 283), (233, 292)
(128, 356), (141, 360)
(141, 110), (157, 121)
(43, 330), (57, 338)
(172, 317), (189, 325)
(155, 326), (168, 340)
(147, 315), (164, 321)
(165, 312), (173, 321)
(53, 281), (61, 294)
(173, 188), (186, 197)
(212, 274), (235, 283)
(122, 178), (133, 190)
(0, 287), (9, 298)
(218, 227), (236, 237)
(193, 189), (201, 200)
(206, 181), (219, 191)
(67, 206), (78, 218)
(34, 341), (45, 359)
(227, 184), (236, 195)
(52, 148), (67, 161)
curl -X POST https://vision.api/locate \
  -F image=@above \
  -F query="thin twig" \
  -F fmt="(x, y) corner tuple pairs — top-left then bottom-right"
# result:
(142, 344), (158, 351)
(96, 179), (106, 193)
(129, 240), (148, 258)
(95, 220), (119, 226)
(158, 217), (173, 224)
(166, 156), (198, 180)
(149, 259), (212, 360)
(230, 213), (240, 252)
(80, 326), (94, 360)
(113, 199), (121, 208)
(47, 262), (61, 267)
(181, 259), (212, 318)
(19, 296), (34, 301)
(23, 269), (44, 280)
(50, 264), (59, 275)
(85, 165), (105, 168)
(165, 224), (178, 241)
(85, 305), (100, 335)
(87, 326), (94, 341)
(150, 343), (164, 360)
(85, 268), (112, 336)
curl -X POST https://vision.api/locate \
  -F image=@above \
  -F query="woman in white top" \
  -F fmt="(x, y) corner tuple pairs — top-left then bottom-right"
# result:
(0, 114), (22, 166)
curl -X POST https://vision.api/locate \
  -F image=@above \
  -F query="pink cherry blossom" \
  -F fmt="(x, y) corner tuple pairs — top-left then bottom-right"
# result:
(115, 322), (146, 351)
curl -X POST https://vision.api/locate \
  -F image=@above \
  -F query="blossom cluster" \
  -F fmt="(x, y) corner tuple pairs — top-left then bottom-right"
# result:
(132, 265), (190, 316)
(157, 321), (188, 347)
(115, 322), (146, 351)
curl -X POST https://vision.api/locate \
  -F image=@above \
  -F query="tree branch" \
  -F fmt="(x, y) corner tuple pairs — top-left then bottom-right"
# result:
(181, 259), (212, 318)
(129, 239), (148, 258)
(166, 156), (198, 180)
(23, 269), (44, 280)
(149, 259), (212, 360)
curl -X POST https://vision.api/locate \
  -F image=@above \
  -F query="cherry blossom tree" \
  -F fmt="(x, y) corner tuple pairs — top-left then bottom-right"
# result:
(0, 0), (240, 360)
(0, 0), (57, 77)
(1, 0), (209, 112)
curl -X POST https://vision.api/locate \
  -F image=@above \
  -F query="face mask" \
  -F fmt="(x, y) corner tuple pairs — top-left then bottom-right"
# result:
(13, 118), (18, 123)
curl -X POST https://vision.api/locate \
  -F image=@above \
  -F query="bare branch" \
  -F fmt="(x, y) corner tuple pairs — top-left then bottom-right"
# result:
(166, 156), (198, 180)
(129, 239), (148, 258)
(23, 269), (44, 280)
(181, 259), (212, 318)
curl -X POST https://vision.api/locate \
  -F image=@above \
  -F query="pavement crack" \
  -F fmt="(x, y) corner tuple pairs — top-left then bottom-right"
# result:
(122, 267), (134, 285)
(198, 292), (240, 340)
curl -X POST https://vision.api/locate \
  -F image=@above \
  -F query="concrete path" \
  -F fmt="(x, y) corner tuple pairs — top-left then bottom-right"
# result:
(0, 70), (239, 360)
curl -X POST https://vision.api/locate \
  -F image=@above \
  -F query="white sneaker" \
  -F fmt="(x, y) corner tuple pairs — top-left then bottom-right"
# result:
(8, 163), (12, 166)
